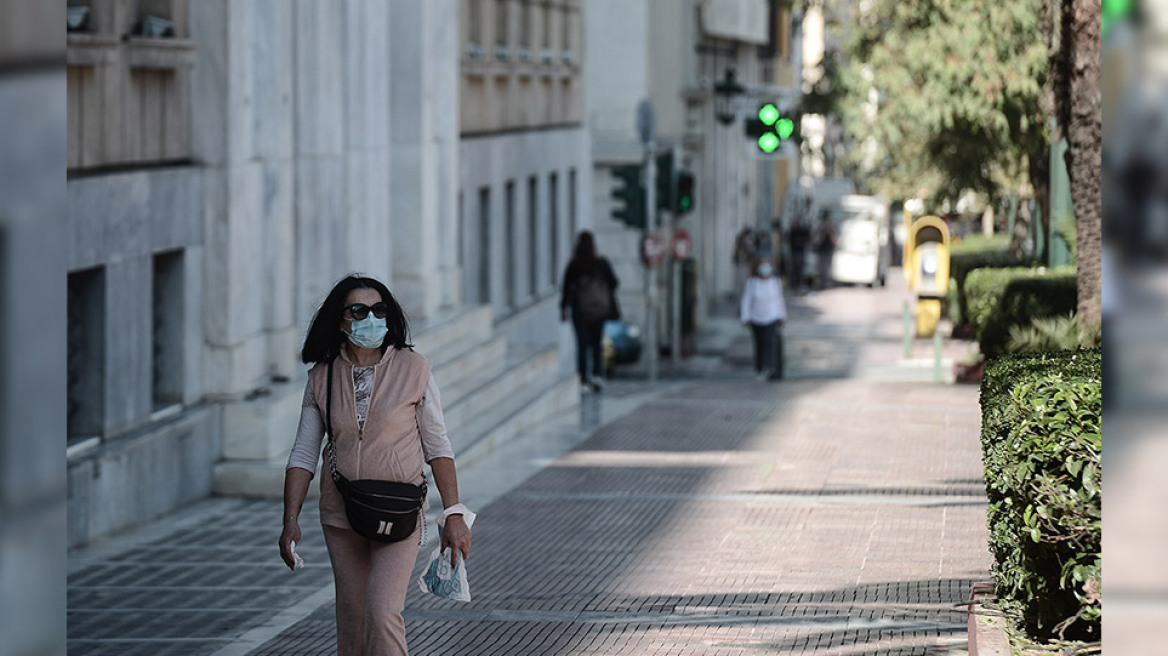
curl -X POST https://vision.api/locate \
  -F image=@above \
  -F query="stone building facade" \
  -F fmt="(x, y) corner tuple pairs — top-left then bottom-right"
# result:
(585, 0), (802, 344)
(457, 0), (590, 368)
(66, 0), (584, 548)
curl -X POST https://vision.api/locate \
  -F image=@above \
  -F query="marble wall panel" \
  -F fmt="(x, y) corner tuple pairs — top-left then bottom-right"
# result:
(248, 0), (295, 161)
(294, 156), (346, 325)
(102, 257), (153, 435)
(295, 0), (345, 157)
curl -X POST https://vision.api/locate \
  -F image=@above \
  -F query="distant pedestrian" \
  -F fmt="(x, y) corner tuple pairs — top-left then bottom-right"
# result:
(788, 217), (811, 293)
(733, 226), (757, 292)
(561, 231), (620, 392)
(741, 259), (787, 381)
(279, 275), (472, 656)
(814, 210), (838, 290)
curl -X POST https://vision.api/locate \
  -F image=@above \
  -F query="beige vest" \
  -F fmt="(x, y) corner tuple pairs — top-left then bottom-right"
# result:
(308, 347), (431, 529)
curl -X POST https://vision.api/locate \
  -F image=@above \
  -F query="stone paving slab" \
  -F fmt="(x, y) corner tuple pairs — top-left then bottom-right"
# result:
(253, 377), (990, 655)
(67, 498), (331, 656)
(67, 275), (992, 655)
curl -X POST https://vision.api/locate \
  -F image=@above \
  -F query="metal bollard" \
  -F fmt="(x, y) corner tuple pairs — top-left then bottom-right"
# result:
(934, 328), (943, 382)
(903, 302), (913, 359)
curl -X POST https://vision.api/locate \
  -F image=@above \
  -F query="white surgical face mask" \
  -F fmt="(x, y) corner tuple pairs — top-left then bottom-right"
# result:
(758, 264), (774, 277)
(346, 316), (388, 349)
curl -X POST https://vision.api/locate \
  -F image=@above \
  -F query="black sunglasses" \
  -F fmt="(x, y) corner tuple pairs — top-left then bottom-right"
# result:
(344, 302), (389, 320)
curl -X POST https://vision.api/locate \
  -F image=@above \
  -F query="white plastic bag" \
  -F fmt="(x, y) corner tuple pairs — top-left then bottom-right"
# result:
(416, 508), (475, 602)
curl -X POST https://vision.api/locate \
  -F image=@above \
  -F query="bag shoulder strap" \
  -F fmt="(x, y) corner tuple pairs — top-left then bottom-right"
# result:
(326, 357), (344, 485)
(326, 357), (334, 439)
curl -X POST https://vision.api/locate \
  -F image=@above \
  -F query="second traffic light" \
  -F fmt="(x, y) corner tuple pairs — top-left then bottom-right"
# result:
(675, 170), (694, 214)
(744, 102), (795, 153)
(610, 164), (645, 229)
(654, 151), (696, 215)
(611, 159), (695, 229)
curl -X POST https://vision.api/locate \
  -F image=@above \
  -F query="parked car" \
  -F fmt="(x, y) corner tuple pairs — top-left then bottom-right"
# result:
(602, 319), (642, 376)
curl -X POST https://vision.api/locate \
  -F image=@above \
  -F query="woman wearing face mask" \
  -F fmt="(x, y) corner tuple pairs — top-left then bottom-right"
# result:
(740, 258), (788, 381)
(278, 275), (471, 656)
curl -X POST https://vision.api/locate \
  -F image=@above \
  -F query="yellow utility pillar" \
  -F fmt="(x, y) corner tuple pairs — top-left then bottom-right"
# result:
(906, 216), (950, 337)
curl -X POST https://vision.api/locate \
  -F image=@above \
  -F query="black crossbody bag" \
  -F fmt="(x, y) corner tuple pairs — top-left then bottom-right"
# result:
(326, 358), (427, 543)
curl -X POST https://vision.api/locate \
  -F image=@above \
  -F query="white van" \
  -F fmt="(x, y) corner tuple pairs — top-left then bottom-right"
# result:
(780, 178), (856, 287)
(828, 195), (890, 287)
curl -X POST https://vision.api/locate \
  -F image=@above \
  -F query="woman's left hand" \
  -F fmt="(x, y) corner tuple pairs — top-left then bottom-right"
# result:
(442, 514), (472, 569)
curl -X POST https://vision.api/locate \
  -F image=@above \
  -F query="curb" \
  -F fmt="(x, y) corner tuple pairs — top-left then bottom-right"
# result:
(967, 581), (1011, 656)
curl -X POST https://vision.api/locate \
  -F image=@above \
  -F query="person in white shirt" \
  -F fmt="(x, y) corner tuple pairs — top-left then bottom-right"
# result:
(740, 259), (788, 381)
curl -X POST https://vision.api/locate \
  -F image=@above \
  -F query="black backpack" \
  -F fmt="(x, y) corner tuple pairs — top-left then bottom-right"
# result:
(575, 274), (614, 322)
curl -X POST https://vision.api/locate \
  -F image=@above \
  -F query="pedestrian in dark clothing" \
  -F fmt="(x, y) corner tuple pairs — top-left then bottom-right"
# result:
(814, 211), (838, 290)
(788, 219), (811, 292)
(560, 231), (619, 392)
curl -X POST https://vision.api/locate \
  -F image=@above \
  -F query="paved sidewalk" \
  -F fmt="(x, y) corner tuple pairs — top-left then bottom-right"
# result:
(68, 273), (992, 655)
(249, 377), (987, 655)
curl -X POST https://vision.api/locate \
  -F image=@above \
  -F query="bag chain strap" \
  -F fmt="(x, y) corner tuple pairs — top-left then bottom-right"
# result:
(326, 357), (340, 485)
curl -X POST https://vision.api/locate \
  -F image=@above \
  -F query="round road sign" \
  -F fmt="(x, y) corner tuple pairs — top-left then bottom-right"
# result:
(642, 232), (666, 267)
(671, 228), (693, 260)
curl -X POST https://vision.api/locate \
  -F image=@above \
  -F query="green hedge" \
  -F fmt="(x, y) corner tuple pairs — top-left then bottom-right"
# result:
(980, 350), (1101, 643)
(965, 267), (1077, 356)
(949, 248), (1029, 326)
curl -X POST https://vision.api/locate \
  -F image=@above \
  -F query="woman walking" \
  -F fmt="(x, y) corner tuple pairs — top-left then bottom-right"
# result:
(560, 231), (619, 392)
(741, 259), (788, 381)
(278, 275), (472, 656)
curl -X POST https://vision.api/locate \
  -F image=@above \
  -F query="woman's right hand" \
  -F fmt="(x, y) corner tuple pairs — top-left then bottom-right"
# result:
(279, 521), (302, 571)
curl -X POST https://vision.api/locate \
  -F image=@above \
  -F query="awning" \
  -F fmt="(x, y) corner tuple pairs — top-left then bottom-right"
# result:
(700, 0), (769, 45)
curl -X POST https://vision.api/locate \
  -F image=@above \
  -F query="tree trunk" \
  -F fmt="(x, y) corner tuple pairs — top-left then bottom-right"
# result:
(1056, 0), (1102, 327)
(1029, 140), (1052, 267)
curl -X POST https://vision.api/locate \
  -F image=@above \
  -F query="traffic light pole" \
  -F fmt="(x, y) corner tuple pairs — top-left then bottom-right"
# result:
(644, 142), (658, 382)
(669, 143), (681, 368)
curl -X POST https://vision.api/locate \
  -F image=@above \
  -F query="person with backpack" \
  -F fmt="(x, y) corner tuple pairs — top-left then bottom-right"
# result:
(560, 231), (619, 393)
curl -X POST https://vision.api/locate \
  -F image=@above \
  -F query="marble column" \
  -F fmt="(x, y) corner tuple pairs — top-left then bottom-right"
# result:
(388, 0), (460, 319)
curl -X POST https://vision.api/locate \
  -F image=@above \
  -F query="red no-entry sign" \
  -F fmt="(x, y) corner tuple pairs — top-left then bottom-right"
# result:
(642, 232), (666, 267)
(671, 228), (693, 260)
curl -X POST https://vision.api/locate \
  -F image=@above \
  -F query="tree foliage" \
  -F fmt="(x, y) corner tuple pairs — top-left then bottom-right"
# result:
(833, 0), (1050, 205)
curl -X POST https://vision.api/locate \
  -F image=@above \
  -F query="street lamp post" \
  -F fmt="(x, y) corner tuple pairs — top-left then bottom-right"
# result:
(713, 68), (746, 126)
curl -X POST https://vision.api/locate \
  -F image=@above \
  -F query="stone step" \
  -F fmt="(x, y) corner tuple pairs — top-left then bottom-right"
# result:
(213, 457), (313, 498)
(430, 333), (508, 409)
(452, 373), (581, 470)
(213, 345), (575, 498)
(411, 304), (494, 368)
(441, 345), (561, 452)
(212, 372), (580, 499)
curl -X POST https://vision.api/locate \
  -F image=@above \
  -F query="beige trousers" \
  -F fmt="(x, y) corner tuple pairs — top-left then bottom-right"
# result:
(323, 525), (420, 656)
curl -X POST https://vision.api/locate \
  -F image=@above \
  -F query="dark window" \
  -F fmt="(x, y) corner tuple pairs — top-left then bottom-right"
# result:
(68, 267), (106, 441)
(519, 0), (532, 49)
(152, 250), (184, 411)
(505, 180), (516, 309)
(479, 187), (491, 304)
(495, 0), (509, 46)
(457, 191), (465, 269)
(568, 168), (577, 243)
(549, 172), (559, 286)
(468, 0), (484, 44)
(528, 177), (539, 298)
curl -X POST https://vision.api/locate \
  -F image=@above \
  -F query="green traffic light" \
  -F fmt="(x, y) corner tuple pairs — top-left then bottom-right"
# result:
(1102, 0), (1134, 34)
(758, 103), (780, 126)
(679, 196), (692, 212)
(758, 132), (780, 153)
(777, 118), (794, 140)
